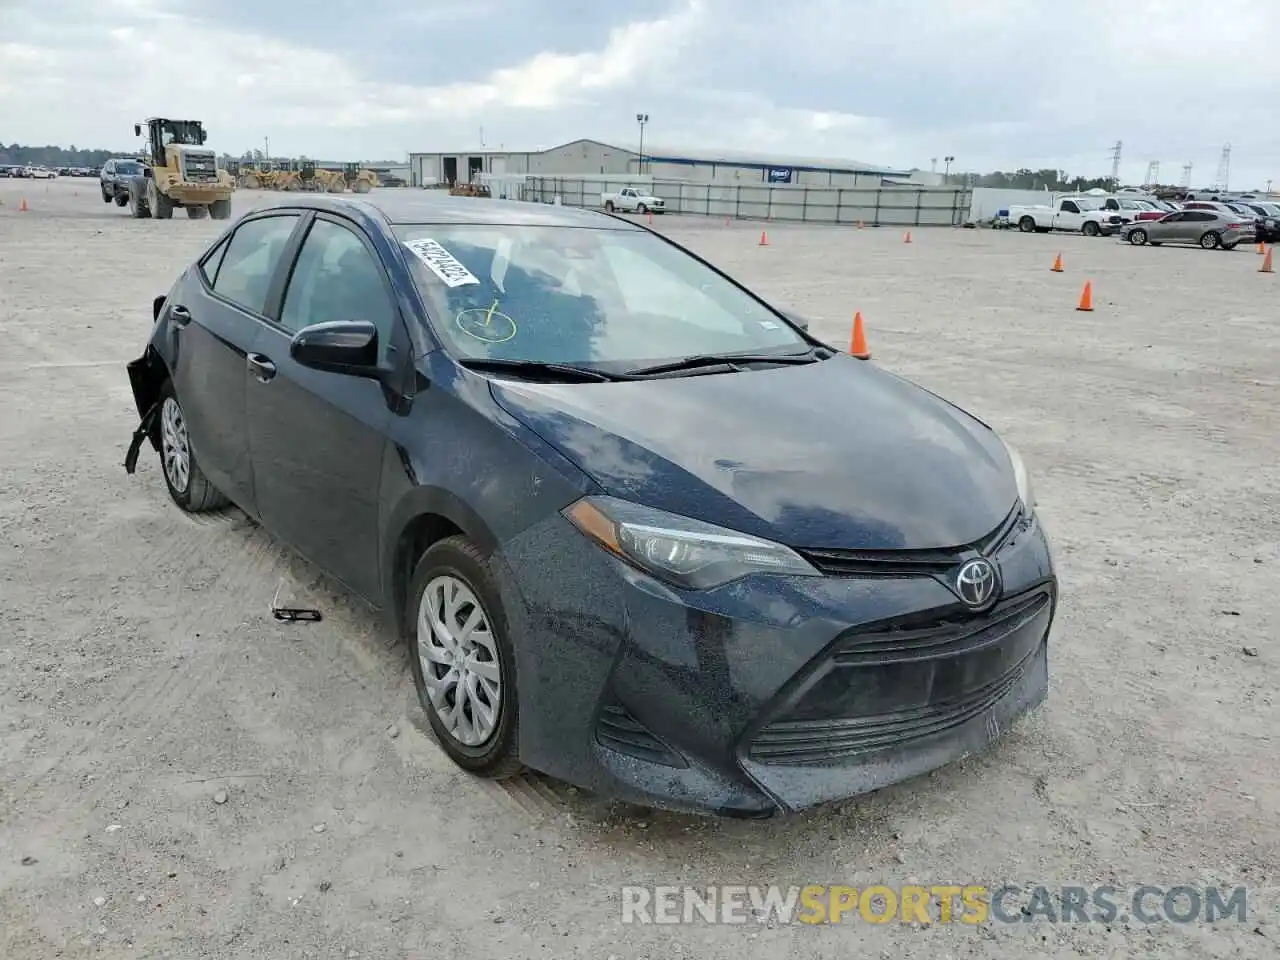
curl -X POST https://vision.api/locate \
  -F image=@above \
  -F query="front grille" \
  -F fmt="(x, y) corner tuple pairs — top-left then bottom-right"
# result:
(798, 504), (1026, 577)
(747, 645), (1038, 765)
(596, 703), (687, 768)
(830, 588), (1050, 667)
(181, 153), (218, 182)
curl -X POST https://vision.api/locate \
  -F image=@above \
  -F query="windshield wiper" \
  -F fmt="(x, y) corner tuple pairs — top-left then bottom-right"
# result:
(624, 347), (828, 379)
(457, 357), (626, 383)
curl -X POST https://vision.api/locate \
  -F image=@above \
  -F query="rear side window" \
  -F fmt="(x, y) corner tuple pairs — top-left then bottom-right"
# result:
(200, 235), (230, 285)
(211, 214), (301, 315)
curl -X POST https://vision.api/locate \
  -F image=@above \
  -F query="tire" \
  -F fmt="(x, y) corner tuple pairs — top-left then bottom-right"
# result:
(406, 536), (522, 779)
(1128, 229), (1148, 245)
(148, 180), (174, 219)
(604, 201), (615, 212)
(185, 205), (208, 219)
(1082, 221), (1100, 237)
(129, 184), (151, 219)
(209, 198), (232, 220)
(1199, 231), (1221, 250)
(101, 187), (112, 203)
(1018, 216), (1036, 233)
(637, 203), (648, 214)
(156, 380), (230, 513)
(1222, 242), (1238, 251)
(114, 193), (128, 207)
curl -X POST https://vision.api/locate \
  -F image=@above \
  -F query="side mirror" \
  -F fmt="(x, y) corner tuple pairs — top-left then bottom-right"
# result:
(134, 124), (141, 137)
(290, 320), (381, 377)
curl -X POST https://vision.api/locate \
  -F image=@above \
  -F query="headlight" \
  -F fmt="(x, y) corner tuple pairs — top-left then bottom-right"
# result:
(1002, 440), (1036, 511)
(563, 496), (821, 590)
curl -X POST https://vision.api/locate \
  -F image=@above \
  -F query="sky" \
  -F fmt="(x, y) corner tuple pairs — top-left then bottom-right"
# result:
(3, 0), (1279, 189)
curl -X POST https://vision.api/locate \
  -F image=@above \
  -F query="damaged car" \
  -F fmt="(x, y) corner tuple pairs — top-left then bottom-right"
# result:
(124, 194), (1058, 817)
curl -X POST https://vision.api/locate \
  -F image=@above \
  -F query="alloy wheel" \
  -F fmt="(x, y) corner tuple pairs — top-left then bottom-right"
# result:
(417, 575), (502, 747)
(160, 397), (190, 494)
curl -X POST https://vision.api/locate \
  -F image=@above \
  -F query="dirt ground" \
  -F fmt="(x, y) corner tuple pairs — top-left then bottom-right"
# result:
(1, 178), (1276, 959)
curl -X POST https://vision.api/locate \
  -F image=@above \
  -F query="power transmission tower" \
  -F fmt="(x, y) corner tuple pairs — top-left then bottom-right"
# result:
(1214, 144), (1231, 191)
(1109, 141), (1123, 186)
(1143, 161), (1159, 187)
(1180, 162), (1193, 188)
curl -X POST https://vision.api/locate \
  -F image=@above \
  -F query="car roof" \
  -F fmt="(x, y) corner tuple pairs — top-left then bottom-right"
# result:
(251, 193), (644, 230)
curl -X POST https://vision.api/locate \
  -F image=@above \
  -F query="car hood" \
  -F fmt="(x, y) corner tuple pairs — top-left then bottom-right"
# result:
(488, 355), (1017, 550)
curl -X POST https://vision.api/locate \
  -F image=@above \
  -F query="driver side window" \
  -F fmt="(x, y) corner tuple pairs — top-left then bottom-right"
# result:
(279, 218), (400, 361)
(1061, 201), (1080, 214)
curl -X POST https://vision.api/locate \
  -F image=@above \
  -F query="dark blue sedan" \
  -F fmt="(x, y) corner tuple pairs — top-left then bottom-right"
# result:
(123, 194), (1058, 816)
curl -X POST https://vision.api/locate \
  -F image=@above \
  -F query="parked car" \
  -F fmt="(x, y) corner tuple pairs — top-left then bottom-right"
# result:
(1119, 209), (1254, 249)
(23, 165), (57, 179)
(1100, 196), (1165, 223)
(601, 186), (665, 215)
(1236, 201), (1280, 242)
(1009, 196), (1119, 235)
(121, 194), (1057, 816)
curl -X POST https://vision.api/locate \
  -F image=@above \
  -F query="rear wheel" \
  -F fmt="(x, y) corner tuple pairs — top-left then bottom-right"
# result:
(1199, 231), (1221, 249)
(156, 380), (229, 513)
(407, 536), (522, 778)
(1018, 216), (1036, 233)
(604, 201), (615, 212)
(1128, 228), (1148, 245)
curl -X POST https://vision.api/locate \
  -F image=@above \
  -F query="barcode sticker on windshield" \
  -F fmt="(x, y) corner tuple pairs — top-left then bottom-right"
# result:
(403, 238), (480, 287)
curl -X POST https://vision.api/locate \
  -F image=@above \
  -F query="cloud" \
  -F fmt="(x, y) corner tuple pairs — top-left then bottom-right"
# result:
(4, 0), (1279, 188)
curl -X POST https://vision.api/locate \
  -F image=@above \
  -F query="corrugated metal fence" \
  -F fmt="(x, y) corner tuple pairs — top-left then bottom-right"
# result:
(516, 176), (973, 226)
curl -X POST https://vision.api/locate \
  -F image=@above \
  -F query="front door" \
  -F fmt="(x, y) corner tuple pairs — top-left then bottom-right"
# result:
(173, 211), (304, 514)
(246, 213), (406, 603)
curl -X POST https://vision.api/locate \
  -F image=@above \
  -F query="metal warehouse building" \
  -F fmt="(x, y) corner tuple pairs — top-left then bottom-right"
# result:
(408, 138), (904, 189)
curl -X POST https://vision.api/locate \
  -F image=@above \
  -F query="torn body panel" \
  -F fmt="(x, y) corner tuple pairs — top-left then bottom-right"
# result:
(124, 347), (170, 473)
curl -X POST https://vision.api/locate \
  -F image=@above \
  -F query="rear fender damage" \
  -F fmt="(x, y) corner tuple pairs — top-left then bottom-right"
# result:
(124, 346), (169, 474)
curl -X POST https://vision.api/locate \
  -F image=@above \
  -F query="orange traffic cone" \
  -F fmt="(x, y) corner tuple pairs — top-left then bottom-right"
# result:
(1076, 281), (1094, 311)
(1258, 242), (1267, 255)
(857, 220), (864, 229)
(19, 198), (29, 212)
(1051, 253), (1063, 273)
(849, 312), (871, 360)
(1261, 248), (1273, 274)
(759, 230), (768, 246)
(903, 230), (912, 243)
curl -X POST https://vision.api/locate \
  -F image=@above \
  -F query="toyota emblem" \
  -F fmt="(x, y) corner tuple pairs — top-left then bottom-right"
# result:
(954, 558), (998, 608)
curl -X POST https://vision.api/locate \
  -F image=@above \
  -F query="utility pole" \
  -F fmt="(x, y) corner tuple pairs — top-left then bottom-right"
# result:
(1109, 141), (1123, 188)
(264, 136), (269, 163)
(636, 113), (649, 175)
(1180, 162), (1193, 188)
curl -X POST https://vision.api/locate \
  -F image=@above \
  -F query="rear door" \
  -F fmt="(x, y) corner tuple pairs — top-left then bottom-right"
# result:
(245, 213), (409, 602)
(1179, 211), (1216, 243)
(172, 211), (304, 515)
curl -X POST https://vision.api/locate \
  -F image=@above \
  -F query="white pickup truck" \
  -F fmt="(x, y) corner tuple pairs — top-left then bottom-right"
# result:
(1008, 196), (1120, 236)
(601, 187), (665, 215)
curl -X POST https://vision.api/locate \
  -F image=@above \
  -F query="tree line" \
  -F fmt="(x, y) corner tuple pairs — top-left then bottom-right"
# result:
(1, 143), (126, 168)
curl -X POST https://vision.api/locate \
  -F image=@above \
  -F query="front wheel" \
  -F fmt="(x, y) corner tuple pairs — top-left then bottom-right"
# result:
(637, 203), (649, 214)
(156, 381), (230, 512)
(1128, 229), (1148, 245)
(407, 536), (522, 778)
(1082, 221), (1100, 237)
(209, 198), (232, 220)
(1199, 231), (1221, 250)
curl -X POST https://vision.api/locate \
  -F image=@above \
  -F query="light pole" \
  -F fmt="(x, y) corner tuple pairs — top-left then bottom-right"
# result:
(636, 113), (649, 176)
(944, 155), (954, 181)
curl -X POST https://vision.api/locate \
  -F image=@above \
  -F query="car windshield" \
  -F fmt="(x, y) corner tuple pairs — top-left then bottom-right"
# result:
(1074, 198), (1104, 210)
(116, 162), (142, 174)
(395, 224), (809, 367)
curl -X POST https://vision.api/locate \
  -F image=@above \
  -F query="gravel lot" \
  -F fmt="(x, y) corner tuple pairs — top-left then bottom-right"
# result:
(1, 177), (1276, 958)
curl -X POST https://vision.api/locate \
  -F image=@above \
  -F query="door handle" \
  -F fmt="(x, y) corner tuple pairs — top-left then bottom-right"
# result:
(247, 353), (277, 382)
(169, 304), (192, 327)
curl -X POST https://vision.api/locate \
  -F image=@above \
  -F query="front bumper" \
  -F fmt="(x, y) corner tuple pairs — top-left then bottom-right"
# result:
(492, 506), (1057, 816)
